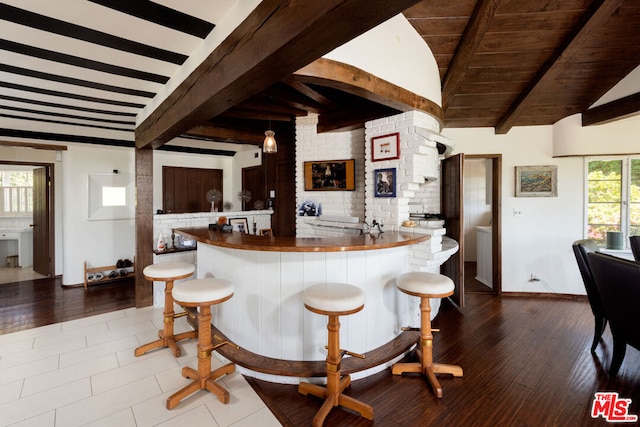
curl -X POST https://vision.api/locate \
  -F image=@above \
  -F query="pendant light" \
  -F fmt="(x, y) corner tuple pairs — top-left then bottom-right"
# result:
(263, 115), (277, 153)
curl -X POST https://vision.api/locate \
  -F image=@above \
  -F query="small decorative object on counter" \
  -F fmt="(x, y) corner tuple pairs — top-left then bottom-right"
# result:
(157, 232), (165, 251)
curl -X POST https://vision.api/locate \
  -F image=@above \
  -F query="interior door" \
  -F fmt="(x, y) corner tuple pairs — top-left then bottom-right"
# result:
(242, 165), (265, 211)
(274, 159), (296, 237)
(32, 166), (50, 276)
(441, 153), (464, 307)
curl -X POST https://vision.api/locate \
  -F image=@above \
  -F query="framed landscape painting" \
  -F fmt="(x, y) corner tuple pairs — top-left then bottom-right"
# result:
(515, 165), (557, 197)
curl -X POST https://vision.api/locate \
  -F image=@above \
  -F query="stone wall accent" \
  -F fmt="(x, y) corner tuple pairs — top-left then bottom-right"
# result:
(364, 110), (442, 229)
(295, 114), (366, 237)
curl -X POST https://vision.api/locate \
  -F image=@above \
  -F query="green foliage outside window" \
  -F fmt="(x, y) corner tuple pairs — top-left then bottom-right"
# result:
(587, 159), (640, 245)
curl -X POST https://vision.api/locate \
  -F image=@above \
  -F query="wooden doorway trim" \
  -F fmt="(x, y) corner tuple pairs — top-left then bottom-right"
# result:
(441, 153), (464, 307)
(1, 161), (54, 277)
(464, 154), (502, 294)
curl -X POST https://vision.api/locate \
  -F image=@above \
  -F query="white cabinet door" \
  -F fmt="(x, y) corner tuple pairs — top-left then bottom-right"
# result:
(475, 226), (492, 287)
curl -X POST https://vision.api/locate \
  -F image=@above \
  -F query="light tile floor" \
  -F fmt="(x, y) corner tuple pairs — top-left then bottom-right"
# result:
(0, 267), (47, 285)
(0, 306), (282, 427)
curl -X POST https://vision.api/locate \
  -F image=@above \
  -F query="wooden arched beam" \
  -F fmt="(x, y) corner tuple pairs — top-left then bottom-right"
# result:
(292, 58), (443, 132)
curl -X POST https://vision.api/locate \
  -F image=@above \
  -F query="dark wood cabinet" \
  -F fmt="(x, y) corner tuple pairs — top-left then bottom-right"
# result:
(162, 166), (223, 213)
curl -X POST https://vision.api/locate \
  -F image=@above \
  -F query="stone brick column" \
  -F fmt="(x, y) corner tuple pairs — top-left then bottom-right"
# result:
(364, 110), (444, 232)
(365, 110), (456, 324)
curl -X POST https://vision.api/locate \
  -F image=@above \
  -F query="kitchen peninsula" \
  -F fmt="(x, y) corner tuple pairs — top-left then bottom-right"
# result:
(176, 227), (432, 383)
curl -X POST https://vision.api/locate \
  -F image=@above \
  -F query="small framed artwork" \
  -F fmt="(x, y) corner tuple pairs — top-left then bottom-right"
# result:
(229, 217), (249, 233)
(374, 168), (396, 198)
(298, 200), (321, 216)
(371, 133), (400, 162)
(259, 228), (273, 237)
(515, 165), (558, 197)
(304, 159), (356, 191)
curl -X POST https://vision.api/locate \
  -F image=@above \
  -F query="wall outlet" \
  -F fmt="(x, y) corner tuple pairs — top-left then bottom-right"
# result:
(513, 208), (523, 216)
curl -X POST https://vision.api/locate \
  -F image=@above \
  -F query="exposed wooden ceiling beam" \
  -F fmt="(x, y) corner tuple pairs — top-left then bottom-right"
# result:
(218, 108), (295, 123)
(441, 0), (500, 112)
(261, 83), (328, 114)
(135, 0), (423, 149)
(185, 124), (264, 146)
(317, 102), (397, 132)
(495, 0), (624, 134)
(0, 140), (67, 151)
(582, 92), (640, 126)
(282, 77), (337, 109)
(294, 58), (443, 126)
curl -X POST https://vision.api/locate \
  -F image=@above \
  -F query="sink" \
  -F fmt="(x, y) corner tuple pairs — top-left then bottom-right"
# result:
(0, 229), (32, 267)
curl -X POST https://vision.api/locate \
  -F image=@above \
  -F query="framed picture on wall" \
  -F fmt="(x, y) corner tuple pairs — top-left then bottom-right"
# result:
(515, 165), (557, 197)
(371, 133), (400, 162)
(374, 168), (396, 198)
(304, 159), (356, 191)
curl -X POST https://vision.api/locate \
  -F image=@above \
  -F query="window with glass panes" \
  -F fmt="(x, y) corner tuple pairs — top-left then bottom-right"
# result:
(586, 157), (640, 247)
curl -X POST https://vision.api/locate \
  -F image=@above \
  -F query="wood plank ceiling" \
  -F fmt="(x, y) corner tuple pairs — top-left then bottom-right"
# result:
(405, 0), (640, 133)
(0, 0), (639, 152)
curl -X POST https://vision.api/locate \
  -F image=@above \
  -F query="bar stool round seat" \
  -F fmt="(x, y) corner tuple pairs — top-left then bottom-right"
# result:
(298, 283), (373, 426)
(396, 271), (455, 297)
(166, 278), (236, 410)
(143, 261), (195, 281)
(134, 261), (196, 358)
(303, 282), (366, 314)
(392, 271), (463, 398)
(172, 278), (234, 304)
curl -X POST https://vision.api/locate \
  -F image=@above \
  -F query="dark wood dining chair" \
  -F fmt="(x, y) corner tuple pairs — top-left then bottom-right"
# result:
(587, 252), (640, 376)
(629, 236), (640, 262)
(572, 240), (607, 352)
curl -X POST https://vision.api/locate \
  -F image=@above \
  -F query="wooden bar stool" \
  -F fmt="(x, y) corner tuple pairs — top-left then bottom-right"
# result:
(392, 271), (463, 398)
(166, 278), (236, 410)
(298, 283), (374, 426)
(135, 262), (196, 358)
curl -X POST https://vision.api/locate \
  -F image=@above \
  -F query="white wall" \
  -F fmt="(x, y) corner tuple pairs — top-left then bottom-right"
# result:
(2, 140), (251, 286)
(325, 14), (441, 106)
(444, 120), (639, 295)
(554, 113), (640, 157)
(62, 145), (136, 285)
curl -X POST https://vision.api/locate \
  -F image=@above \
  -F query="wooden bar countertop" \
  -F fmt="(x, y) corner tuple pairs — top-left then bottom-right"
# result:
(176, 227), (429, 253)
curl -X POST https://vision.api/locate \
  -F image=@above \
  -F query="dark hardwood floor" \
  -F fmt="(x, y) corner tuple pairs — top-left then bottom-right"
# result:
(464, 261), (495, 294)
(1, 277), (638, 426)
(0, 277), (135, 334)
(247, 294), (640, 426)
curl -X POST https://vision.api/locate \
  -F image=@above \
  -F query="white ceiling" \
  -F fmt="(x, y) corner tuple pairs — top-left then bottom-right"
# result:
(0, 0), (241, 153)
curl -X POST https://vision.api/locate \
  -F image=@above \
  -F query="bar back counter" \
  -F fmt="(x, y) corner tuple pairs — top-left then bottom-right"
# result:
(176, 228), (447, 384)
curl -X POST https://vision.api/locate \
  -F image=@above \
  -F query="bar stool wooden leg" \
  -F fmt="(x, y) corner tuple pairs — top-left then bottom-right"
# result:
(134, 278), (197, 358)
(166, 305), (235, 409)
(298, 314), (374, 426)
(392, 296), (462, 398)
